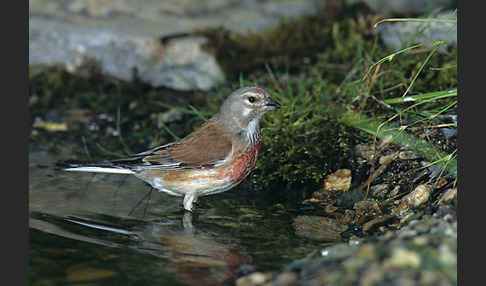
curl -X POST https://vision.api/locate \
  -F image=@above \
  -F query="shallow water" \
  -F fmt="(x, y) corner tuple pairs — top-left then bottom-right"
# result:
(29, 150), (336, 285)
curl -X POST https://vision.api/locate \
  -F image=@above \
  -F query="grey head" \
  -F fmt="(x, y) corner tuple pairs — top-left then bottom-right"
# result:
(215, 87), (280, 142)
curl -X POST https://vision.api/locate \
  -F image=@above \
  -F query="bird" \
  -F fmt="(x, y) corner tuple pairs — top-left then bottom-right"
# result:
(64, 87), (280, 212)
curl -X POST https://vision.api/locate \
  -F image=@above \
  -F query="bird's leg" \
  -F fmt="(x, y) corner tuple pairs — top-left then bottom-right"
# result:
(183, 193), (197, 212)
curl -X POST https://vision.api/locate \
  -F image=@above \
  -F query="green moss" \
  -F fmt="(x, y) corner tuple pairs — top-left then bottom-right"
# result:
(29, 65), (209, 159)
(195, 6), (457, 200)
(197, 3), (376, 80)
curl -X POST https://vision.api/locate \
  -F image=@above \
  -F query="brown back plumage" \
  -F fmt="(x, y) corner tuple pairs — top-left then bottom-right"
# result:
(142, 119), (232, 166)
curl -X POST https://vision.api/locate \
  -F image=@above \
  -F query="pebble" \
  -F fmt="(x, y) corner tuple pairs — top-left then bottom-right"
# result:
(378, 152), (398, 165)
(353, 200), (382, 224)
(393, 185), (433, 216)
(371, 184), (389, 198)
(323, 169), (352, 192)
(355, 144), (376, 162)
(157, 109), (184, 126)
(441, 128), (457, 139)
(398, 151), (419, 160)
(384, 247), (421, 268)
(438, 188), (457, 205)
(273, 272), (297, 285)
(236, 272), (272, 286)
(404, 184), (433, 207)
(389, 185), (401, 197)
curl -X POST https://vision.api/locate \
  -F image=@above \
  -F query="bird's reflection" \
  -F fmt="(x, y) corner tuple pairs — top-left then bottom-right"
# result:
(30, 165), (251, 285)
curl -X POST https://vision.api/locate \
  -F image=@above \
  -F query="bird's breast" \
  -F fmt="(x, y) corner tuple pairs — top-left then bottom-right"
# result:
(222, 140), (261, 183)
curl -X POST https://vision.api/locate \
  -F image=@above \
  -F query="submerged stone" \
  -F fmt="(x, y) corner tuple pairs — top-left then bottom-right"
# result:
(438, 188), (457, 205)
(293, 216), (348, 242)
(323, 169), (352, 192)
(353, 200), (383, 225)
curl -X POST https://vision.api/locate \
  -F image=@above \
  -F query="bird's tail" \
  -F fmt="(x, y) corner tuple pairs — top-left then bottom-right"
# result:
(59, 160), (135, 174)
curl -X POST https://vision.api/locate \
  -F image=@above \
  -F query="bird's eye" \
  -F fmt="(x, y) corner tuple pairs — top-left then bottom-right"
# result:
(248, 96), (256, 103)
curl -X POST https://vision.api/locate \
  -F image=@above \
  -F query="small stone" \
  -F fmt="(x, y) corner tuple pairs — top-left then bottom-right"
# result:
(402, 184), (433, 208)
(399, 212), (416, 225)
(29, 95), (39, 105)
(353, 200), (382, 224)
(340, 209), (355, 225)
(105, 126), (117, 136)
(360, 266), (385, 286)
(412, 235), (429, 246)
(389, 185), (401, 197)
(378, 152), (398, 165)
(399, 150), (419, 160)
(434, 177), (449, 189)
(438, 244), (456, 265)
(357, 243), (377, 260)
(324, 204), (338, 214)
(438, 188), (457, 205)
(69, 108), (92, 123)
(323, 169), (352, 192)
(384, 247), (421, 268)
(128, 101), (138, 110)
(441, 128), (457, 139)
(274, 272), (297, 285)
(236, 272), (271, 286)
(362, 215), (394, 232)
(355, 144), (376, 162)
(157, 109), (184, 127)
(293, 216), (348, 242)
(371, 184), (389, 198)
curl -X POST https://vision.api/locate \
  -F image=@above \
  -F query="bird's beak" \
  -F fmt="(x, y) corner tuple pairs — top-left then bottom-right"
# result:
(264, 97), (281, 109)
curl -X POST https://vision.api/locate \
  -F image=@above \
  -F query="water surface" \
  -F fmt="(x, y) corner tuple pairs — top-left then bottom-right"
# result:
(29, 150), (335, 285)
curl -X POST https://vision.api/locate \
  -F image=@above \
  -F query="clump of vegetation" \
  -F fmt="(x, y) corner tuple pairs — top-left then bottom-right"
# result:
(197, 2), (377, 81)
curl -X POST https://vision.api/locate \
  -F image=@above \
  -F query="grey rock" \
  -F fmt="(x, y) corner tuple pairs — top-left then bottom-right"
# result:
(441, 128), (457, 139)
(29, 0), (326, 90)
(361, 0), (454, 17)
(374, 11), (457, 51)
(29, 16), (224, 90)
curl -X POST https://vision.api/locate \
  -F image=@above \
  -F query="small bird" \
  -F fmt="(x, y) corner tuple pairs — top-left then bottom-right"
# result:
(64, 87), (280, 212)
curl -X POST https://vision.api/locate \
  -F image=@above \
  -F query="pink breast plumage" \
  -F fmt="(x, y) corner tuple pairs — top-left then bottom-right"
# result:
(225, 141), (261, 183)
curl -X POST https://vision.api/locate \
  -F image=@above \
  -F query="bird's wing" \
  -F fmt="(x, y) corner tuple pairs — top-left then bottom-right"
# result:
(139, 119), (233, 169)
(62, 119), (233, 172)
